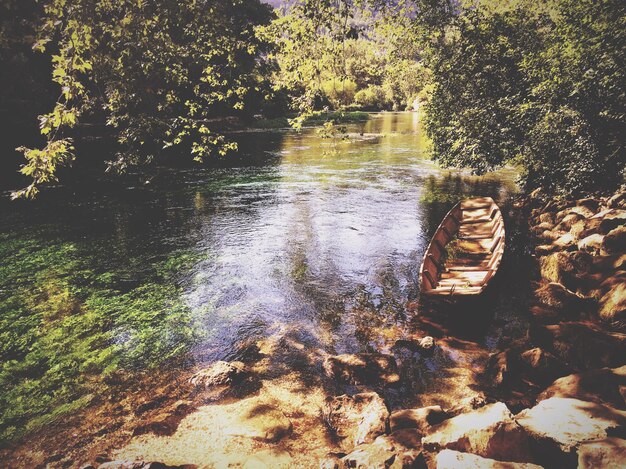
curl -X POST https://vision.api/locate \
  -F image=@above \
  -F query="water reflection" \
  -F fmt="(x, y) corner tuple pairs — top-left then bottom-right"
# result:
(184, 113), (519, 360)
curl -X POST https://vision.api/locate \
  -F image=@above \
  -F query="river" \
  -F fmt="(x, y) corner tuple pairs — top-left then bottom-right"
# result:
(0, 112), (530, 463)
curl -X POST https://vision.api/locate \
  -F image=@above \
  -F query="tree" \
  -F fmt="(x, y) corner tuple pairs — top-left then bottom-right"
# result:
(422, 0), (625, 195)
(10, 0), (275, 198)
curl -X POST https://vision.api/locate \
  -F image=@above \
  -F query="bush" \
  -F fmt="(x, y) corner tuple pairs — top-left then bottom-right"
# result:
(321, 78), (357, 109)
(354, 85), (393, 111)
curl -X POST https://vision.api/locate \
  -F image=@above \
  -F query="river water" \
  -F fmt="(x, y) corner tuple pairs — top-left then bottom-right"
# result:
(0, 112), (526, 449)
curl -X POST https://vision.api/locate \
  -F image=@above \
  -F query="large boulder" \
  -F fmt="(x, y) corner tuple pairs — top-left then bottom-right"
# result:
(603, 226), (626, 255)
(533, 282), (589, 312)
(340, 429), (425, 469)
(422, 402), (533, 463)
(537, 366), (626, 410)
(529, 321), (626, 370)
(434, 450), (543, 469)
(519, 347), (571, 386)
(598, 282), (626, 322)
(389, 406), (449, 433)
(578, 234), (605, 255)
(538, 251), (591, 292)
(322, 392), (389, 451)
(607, 191), (626, 209)
(515, 397), (626, 467)
(577, 437), (626, 469)
(324, 353), (400, 387)
(552, 232), (577, 251)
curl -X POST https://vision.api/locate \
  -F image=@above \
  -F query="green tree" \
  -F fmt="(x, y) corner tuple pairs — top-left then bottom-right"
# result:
(423, 0), (625, 195)
(10, 0), (274, 198)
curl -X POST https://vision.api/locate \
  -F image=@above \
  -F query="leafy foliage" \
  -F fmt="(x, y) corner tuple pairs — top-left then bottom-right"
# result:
(9, 0), (275, 198)
(423, 0), (625, 195)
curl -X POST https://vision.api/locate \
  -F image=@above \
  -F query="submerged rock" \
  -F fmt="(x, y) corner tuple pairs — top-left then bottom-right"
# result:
(422, 402), (533, 463)
(189, 361), (247, 388)
(324, 353), (400, 387)
(322, 392), (388, 451)
(516, 397), (626, 466)
(228, 401), (293, 443)
(577, 437), (626, 469)
(434, 450), (543, 469)
(389, 405), (449, 433)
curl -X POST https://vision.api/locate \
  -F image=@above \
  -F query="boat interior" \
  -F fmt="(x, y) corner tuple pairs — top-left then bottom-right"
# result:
(421, 197), (505, 296)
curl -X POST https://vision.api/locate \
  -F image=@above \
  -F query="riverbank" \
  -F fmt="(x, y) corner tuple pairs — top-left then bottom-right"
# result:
(3, 188), (623, 468)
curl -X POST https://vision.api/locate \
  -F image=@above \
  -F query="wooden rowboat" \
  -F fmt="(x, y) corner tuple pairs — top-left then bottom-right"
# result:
(420, 197), (505, 296)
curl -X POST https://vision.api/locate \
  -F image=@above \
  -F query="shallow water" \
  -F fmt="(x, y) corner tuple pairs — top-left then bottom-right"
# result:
(0, 112), (524, 444)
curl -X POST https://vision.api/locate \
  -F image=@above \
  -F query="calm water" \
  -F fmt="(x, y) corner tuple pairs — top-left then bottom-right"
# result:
(0, 113), (523, 442)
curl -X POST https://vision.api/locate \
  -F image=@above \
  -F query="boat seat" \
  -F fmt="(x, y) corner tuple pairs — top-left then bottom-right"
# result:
(439, 270), (489, 286)
(460, 197), (494, 210)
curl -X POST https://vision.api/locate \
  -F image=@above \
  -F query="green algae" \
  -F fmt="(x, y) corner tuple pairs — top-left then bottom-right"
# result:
(0, 232), (205, 445)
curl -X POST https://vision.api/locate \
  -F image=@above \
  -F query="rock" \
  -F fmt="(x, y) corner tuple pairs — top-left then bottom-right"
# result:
(323, 392), (389, 450)
(445, 393), (487, 417)
(607, 191), (626, 209)
(389, 406), (449, 433)
(340, 429), (425, 469)
(538, 251), (591, 291)
(242, 449), (292, 468)
(418, 336), (435, 351)
(132, 414), (181, 437)
(592, 254), (626, 273)
(422, 402), (533, 463)
(519, 348), (570, 386)
(577, 437), (626, 469)
(552, 232), (577, 250)
(319, 453), (345, 469)
(603, 226), (626, 254)
(537, 366), (626, 410)
(537, 230), (561, 242)
(578, 234), (605, 254)
(538, 212), (555, 225)
(516, 397), (626, 466)
(577, 198), (601, 213)
(189, 361), (246, 387)
(486, 349), (517, 388)
(533, 282), (588, 312)
(598, 282), (626, 322)
(529, 321), (626, 370)
(97, 462), (188, 469)
(599, 209), (626, 234)
(434, 450), (543, 469)
(324, 353), (400, 387)
(229, 400), (293, 442)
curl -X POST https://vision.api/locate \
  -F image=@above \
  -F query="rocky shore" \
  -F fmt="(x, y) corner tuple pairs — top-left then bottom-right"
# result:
(3, 190), (625, 469)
